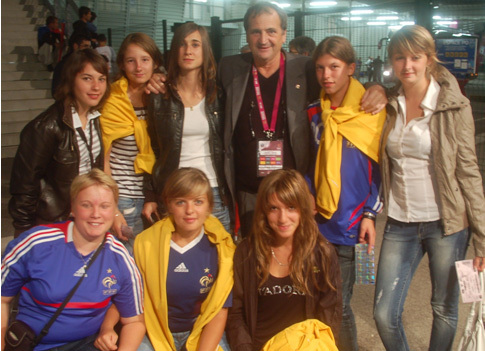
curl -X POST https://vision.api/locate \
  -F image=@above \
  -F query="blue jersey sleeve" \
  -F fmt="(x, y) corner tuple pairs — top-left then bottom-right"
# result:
(107, 238), (144, 318)
(364, 158), (383, 215)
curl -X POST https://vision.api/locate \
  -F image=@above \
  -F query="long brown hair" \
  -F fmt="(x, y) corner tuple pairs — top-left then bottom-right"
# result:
(54, 49), (110, 111)
(167, 22), (217, 104)
(116, 32), (164, 81)
(250, 169), (337, 295)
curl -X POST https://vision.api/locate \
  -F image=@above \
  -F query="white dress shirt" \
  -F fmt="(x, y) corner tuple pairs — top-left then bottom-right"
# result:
(386, 77), (442, 222)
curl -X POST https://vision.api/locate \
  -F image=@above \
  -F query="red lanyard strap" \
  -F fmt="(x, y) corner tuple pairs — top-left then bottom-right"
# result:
(252, 53), (285, 139)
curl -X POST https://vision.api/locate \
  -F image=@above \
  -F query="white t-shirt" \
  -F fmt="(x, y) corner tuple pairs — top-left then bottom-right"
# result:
(179, 98), (218, 187)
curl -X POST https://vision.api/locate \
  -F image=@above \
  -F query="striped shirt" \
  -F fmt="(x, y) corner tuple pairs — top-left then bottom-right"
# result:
(71, 106), (102, 175)
(109, 107), (147, 198)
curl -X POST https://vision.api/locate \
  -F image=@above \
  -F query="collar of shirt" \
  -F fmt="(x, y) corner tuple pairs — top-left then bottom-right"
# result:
(397, 76), (440, 123)
(71, 106), (101, 129)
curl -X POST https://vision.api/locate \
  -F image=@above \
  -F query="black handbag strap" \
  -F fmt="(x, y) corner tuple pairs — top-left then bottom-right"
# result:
(34, 240), (105, 345)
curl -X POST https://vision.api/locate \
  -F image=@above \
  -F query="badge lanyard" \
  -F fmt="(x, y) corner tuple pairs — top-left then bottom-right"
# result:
(76, 119), (95, 168)
(252, 53), (285, 140)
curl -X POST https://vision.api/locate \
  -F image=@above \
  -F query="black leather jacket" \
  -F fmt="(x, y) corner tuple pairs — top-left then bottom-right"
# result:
(146, 86), (228, 206)
(9, 101), (103, 233)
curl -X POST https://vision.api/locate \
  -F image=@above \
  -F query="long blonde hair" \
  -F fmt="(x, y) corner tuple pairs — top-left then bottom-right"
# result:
(250, 169), (336, 295)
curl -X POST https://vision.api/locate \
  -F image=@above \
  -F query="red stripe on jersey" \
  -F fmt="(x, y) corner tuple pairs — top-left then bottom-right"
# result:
(22, 286), (111, 309)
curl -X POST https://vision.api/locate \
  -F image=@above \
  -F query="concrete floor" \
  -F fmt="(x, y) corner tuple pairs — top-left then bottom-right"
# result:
(1, 157), (475, 350)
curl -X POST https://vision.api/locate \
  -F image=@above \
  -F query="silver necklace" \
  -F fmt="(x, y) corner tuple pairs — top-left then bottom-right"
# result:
(78, 250), (95, 269)
(271, 248), (289, 266)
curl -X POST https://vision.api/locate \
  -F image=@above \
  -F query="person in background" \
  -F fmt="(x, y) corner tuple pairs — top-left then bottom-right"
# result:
(374, 25), (485, 351)
(289, 35), (316, 56)
(9, 49), (109, 236)
(226, 169), (342, 350)
(52, 33), (91, 97)
(372, 56), (383, 82)
(306, 36), (386, 351)
(354, 57), (362, 81)
(2, 169), (145, 351)
(71, 6), (92, 40)
(143, 22), (231, 231)
(86, 11), (98, 46)
(38, 15), (63, 71)
(135, 167), (235, 351)
(100, 33), (163, 252)
(96, 33), (117, 78)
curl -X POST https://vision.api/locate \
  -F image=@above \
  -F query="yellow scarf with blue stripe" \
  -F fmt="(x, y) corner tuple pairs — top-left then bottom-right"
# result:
(314, 78), (386, 219)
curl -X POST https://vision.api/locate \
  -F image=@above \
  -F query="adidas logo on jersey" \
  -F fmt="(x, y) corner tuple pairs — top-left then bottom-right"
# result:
(74, 267), (87, 277)
(174, 262), (189, 273)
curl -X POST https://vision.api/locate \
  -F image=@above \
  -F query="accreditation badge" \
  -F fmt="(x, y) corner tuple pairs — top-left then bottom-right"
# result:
(257, 139), (284, 177)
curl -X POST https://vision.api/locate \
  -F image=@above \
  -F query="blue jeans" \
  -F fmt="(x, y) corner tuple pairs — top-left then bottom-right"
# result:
(211, 187), (231, 232)
(118, 196), (145, 254)
(334, 244), (358, 351)
(137, 332), (230, 351)
(373, 219), (469, 351)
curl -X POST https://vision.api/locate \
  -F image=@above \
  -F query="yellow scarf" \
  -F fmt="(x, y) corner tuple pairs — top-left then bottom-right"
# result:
(261, 319), (338, 351)
(314, 78), (386, 219)
(134, 216), (235, 351)
(100, 77), (155, 174)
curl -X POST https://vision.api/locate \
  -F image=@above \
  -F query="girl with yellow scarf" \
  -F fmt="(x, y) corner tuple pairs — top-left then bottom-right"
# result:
(308, 36), (386, 351)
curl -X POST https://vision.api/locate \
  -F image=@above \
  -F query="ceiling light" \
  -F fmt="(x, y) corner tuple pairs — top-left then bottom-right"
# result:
(377, 16), (399, 20)
(351, 9), (373, 14)
(400, 21), (415, 25)
(309, 1), (338, 7)
(389, 25), (403, 30)
(367, 21), (386, 26)
(341, 16), (362, 21)
(433, 15), (441, 19)
(271, 1), (291, 8)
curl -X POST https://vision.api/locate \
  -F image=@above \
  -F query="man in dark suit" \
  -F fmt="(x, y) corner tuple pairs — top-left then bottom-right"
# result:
(218, 2), (320, 237)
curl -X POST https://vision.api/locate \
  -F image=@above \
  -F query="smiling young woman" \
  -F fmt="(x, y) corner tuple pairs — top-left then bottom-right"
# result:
(143, 22), (231, 233)
(9, 49), (110, 236)
(2, 169), (145, 351)
(227, 169), (341, 350)
(374, 25), (485, 351)
(100, 33), (164, 251)
(134, 167), (235, 351)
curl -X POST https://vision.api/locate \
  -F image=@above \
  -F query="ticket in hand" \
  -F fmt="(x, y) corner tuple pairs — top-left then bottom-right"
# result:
(455, 259), (482, 303)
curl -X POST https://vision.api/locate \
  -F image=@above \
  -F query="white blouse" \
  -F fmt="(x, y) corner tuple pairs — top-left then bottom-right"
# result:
(386, 77), (441, 222)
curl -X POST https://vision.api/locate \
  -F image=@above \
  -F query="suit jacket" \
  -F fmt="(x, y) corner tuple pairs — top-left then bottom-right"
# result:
(218, 51), (319, 208)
